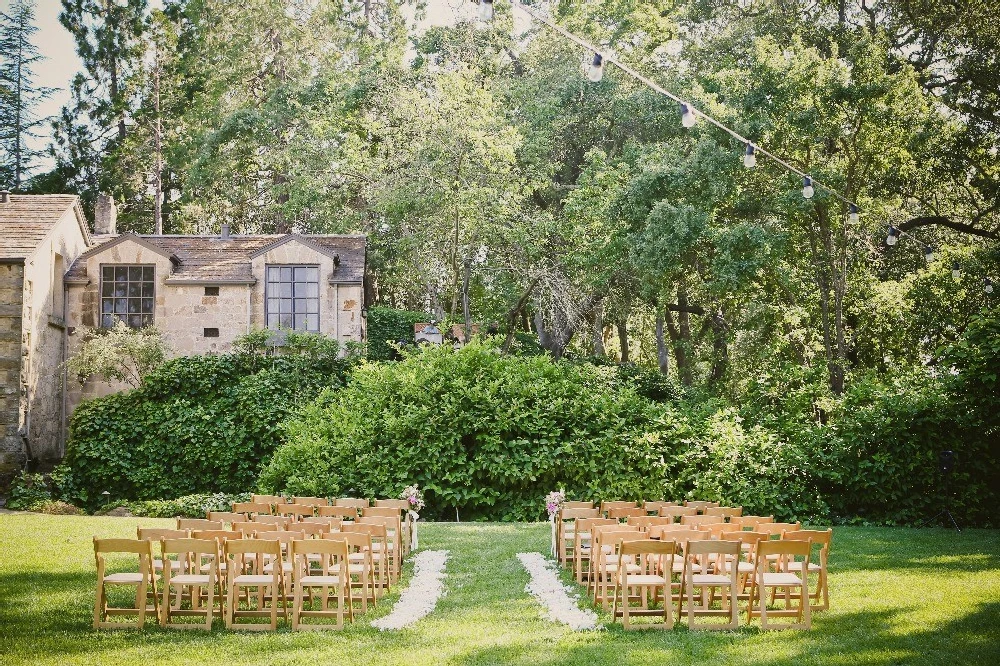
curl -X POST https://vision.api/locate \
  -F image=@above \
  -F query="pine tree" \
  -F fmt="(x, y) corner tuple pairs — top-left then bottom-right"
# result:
(0, 0), (54, 189)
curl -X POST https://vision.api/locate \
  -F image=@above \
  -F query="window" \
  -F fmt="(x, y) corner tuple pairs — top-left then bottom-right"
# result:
(265, 265), (319, 332)
(204, 286), (219, 296)
(101, 265), (155, 328)
(204, 327), (219, 338)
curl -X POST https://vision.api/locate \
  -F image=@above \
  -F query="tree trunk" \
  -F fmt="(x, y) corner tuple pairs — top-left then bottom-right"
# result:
(664, 309), (692, 386)
(461, 256), (472, 340)
(592, 300), (605, 357)
(502, 277), (540, 353)
(655, 311), (669, 376)
(708, 308), (729, 386)
(152, 52), (163, 235)
(616, 319), (629, 364)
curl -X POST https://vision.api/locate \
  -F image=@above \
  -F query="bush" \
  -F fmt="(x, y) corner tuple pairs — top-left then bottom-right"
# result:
(6, 472), (51, 510)
(56, 344), (356, 511)
(106, 492), (252, 518)
(32, 500), (84, 515)
(260, 342), (678, 520)
(365, 306), (432, 361)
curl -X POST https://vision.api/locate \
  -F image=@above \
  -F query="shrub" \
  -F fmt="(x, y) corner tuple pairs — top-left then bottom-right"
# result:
(365, 306), (432, 361)
(6, 472), (52, 510)
(260, 342), (678, 520)
(106, 492), (252, 518)
(32, 500), (84, 515)
(56, 343), (356, 511)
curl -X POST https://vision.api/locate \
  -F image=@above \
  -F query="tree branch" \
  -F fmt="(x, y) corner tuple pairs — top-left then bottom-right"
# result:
(898, 216), (999, 240)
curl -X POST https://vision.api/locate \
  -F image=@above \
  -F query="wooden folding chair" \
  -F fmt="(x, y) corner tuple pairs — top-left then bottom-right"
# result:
(159, 538), (219, 630)
(681, 539), (742, 630)
(782, 529), (832, 611)
(731, 515), (774, 530)
(757, 521), (801, 537)
(659, 506), (698, 521)
(563, 500), (594, 509)
(608, 507), (646, 521)
(295, 522), (331, 538)
(302, 516), (343, 531)
(684, 500), (719, 513)
(224, 539), (285, 631)
(374, 499), (410, 510)
(642, 501), (677, 515)
(93, 538), (158, 629)
(207, 511), (247, 526)
(251, 515), (290, 529)
(335, 498), (369, 509)
(318, 506), (361, 521)
(704, 506), (743, 519)
(573, 517), (617, 583)
(627, 516), (676, 532)
(558, 507), (600, 566)
(191, 530), (242, 588)
(589, 526), (643, 608)
(252, 494), (287, 511)
(291, 538), (352, 630)
(344, 523), (391, 592)
(747, 539), (813, 630)
(600, 501), (638, 517)
(234, 521), (276, 535)
(177, 519), (223, 531)
(233, 501), (273, 515)
(324, 532), (376, 613)
(718, 530), (770, 600)
(278, 504), (315, 521)
(611, 539), (676, 630)
(358, 516), (402, 584)
(680, 514), (727, 528)
(137, 528), (188, 579)
(292, 496), (330, 507)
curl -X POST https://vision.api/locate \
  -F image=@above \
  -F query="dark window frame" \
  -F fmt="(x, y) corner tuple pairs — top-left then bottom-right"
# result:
(264, 264), (321, 333)
(99, 264), (155, 329)
(204, 286), (220, 296)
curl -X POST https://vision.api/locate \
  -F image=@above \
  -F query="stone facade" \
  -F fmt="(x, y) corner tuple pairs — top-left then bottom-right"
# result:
(0, 194), (367, 485)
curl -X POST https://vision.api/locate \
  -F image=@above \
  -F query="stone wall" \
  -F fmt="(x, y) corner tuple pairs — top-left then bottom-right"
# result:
(0, 261), (24, 489)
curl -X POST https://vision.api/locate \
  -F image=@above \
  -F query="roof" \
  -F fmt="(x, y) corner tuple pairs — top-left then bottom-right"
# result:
(0, 195), (88, 260)
(65, 233), (366, 284)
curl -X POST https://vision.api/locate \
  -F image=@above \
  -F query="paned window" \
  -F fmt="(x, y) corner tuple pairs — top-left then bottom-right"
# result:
(100, 265), (155, 328)
(265, 265), (320, 332)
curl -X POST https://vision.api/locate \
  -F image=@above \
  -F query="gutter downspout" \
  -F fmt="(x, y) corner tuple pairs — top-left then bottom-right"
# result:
(59, 284), (69, 458)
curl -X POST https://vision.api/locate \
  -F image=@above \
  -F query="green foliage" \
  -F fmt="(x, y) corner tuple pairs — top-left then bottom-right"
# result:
(6, 472), (51, 510)
(65, 321), (168, 388)
(364, 306), (431, 361)
(107, 492), (251, 519)
(260, 342), (674, 520)
(56, 347), (356, 511)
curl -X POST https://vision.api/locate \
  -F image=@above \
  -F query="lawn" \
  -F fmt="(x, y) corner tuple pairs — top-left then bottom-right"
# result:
(0, 514), (998, 666)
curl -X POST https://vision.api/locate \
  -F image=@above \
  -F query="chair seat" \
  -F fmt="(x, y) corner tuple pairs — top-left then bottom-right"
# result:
(300, 575), (345, 585)
(263, 562), (293, 573)
(103, 573), (145, 584)
(233, 574), (278, 585)
(169, 574), (211, 585)
(153, 559), (181, 572)
(786, 561), (822, 572)
(719, 561), (754, 574)
(761, 573), (804, 586)
(624, 574), (667, 586)
(691, 574), (733, 586)
(673, 562), (701, 573)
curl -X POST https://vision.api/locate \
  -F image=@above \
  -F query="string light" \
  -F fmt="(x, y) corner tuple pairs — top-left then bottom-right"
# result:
(849, 204), (859, 224)
(952, 261), (961, 279)
(479, 0), (494, 22)
(986, 277), (994, 294)
(679, 102), (697, 128)
(743, 144), (756, 168)
(886, 226), (901, 246)
(587, 53), (604, 83)
(802, 176), (814, 199)
(924, 245), (935, 263)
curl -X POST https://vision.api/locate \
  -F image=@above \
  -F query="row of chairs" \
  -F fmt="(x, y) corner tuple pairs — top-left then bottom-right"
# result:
(94, 516), (404, 630)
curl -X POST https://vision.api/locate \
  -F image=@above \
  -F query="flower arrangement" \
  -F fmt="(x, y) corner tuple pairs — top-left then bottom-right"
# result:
(401, 484), (425, 513)
(544, 490), (566, 519)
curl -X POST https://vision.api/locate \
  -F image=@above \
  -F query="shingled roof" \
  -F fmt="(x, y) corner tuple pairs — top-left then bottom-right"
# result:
(0, 194), (88, 260)
(65, 233), (366, 284)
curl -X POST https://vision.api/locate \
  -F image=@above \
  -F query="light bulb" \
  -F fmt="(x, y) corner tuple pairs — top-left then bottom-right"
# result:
(479, 0), (494, 22)
(952, 262), (961, 280)
(802, 176), (814, 199)
(849, 204), (859, 224)
(886, 226), (900, 246)
(587, 53), (604, 83)
(924, 246), (934, 263)
(680, 103), (696, 128)
(986, 277), (994, 294)
(743, 144), (756, 168)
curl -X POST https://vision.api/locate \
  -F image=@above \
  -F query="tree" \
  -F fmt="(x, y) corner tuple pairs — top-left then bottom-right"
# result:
(0, 0), (53, 189)
(65, 320), (168, 388)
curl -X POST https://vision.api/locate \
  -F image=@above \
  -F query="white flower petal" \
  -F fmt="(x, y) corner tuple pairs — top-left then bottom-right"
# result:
(371, 550), (449, 631)
(516, 552), (600, 631)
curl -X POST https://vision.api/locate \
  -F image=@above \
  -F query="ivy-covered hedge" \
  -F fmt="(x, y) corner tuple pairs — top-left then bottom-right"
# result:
(365, 306), (432, 361)
(56, 351), (354, 511)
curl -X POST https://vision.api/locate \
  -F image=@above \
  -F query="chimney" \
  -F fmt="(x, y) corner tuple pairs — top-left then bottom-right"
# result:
(94, 194), (118, 235)
(221, 224), (231, 240)
(0, 191), (9, 204)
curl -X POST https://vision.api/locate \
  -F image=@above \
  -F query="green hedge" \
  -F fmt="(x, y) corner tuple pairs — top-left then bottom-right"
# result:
(365, 306), (432, 361)
(56, 351), (354, 511)
(106, 492), (252, 518)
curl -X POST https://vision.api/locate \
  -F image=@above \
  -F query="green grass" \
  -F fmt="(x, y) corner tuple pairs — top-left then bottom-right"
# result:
(1, 514), (998, 665)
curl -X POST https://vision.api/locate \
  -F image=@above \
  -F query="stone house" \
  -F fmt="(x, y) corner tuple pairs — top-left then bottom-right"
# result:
(0, 193), (366, 487)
